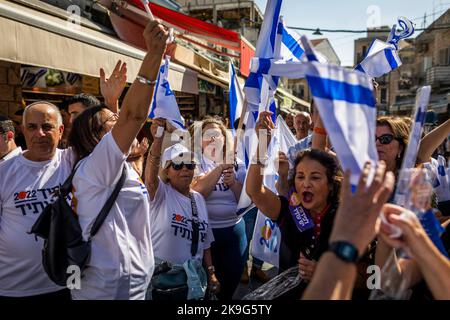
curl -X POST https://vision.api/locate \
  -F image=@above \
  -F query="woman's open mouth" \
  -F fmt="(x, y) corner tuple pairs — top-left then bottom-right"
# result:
(302, 191), (314, 204)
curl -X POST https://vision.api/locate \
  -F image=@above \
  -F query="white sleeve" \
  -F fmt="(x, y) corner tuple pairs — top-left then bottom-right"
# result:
(80, 132), (128, 187)
(150, 178), (167, 206)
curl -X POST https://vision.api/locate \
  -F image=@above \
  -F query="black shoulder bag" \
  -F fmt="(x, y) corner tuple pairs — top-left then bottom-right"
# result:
(30, 165), (126, 286)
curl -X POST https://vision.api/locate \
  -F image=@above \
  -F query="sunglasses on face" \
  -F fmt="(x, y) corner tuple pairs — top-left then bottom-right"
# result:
(170, 162), (196, 171)
(375, 134), (395, 145)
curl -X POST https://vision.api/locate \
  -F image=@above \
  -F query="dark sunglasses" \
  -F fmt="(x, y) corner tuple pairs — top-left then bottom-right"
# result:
(170, 162), (196, 171)
(375, 134), (396, 145)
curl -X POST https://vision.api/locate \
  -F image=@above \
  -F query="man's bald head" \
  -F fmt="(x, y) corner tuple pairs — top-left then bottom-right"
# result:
(23, 101), (63, 127)
(22, 101), (65, 161)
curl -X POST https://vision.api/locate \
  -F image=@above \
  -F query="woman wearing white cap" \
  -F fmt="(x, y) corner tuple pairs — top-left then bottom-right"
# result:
(145, 119), (219, 300)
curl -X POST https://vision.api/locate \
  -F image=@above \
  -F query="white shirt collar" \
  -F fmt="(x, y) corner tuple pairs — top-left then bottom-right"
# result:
(0, 146), (22, 163)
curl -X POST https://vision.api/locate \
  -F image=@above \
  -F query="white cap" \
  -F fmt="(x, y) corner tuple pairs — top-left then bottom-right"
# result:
(161, 143), (193, 168)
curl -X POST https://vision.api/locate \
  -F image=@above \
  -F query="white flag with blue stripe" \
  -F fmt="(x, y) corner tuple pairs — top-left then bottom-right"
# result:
(394, 86), (431, 206)
(229, 61), (244, 134)
(251, 115), (296, 267)
(307, 62), (378, 187)
(243, 0), (282, 109)
(354, 39), (401, 78)
(236, 110), (259, 215)
(276, 18), (304, 62)
(354, 17), (414, 78)
(148, 57), (186, 130)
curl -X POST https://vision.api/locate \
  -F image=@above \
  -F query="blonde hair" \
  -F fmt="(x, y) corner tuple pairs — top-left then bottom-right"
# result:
(188, 117), (234, 164)
(376, 116), (411, 170)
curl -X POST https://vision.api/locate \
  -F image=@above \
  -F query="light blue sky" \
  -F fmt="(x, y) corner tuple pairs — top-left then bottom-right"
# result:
(254, 0), (449, 66)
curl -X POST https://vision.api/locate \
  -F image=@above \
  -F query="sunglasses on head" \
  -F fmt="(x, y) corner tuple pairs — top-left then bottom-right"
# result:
(170, 162), (196, 171)
(375, 134), (396, 145)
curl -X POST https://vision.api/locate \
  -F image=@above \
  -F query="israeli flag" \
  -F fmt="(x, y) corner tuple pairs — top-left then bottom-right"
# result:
(236, 110), (259, 215)
(251, 115), (296, 267)
(148, 57), (186, 130)
(229, 61), (244, 134)
(387, 16), (415, 49)
(276, 17), (304, 62)
(247, 34), (379, 187)
(394, 86), (431, 207)
(243, 0), (282, 108)
(354, 17), (414, 78)
(306, 61), (378, 188)
(354, 40), (402, 78)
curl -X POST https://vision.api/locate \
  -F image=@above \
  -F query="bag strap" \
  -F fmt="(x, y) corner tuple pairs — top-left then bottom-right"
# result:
(189, 192), (200, 257)
(89, 166), (127, 238)
(59, 165), (79, 196)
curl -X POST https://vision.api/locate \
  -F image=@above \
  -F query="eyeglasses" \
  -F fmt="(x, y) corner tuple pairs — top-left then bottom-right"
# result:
(170, 162), (196, 171)
(375, 134), (396, 145)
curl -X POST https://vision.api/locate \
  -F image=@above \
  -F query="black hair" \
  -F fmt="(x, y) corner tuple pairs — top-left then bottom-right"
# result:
(68, 105), (108, 161)
(66, 93), (101, 110)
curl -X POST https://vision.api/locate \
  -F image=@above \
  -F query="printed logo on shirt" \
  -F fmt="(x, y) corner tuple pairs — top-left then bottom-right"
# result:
(13, 185), (71, 216)
(213, 182), (230, 192)
(171, 213), (208, 242)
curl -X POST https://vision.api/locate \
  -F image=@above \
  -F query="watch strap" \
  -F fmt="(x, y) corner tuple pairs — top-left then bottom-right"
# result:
(328, 241), (359, 263)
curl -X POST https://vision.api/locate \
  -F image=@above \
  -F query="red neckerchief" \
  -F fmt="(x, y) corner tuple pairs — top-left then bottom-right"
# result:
(312, 204), (331, 238)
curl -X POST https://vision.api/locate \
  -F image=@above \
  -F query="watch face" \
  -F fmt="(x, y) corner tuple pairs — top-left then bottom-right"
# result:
(342, 246), (354, 257)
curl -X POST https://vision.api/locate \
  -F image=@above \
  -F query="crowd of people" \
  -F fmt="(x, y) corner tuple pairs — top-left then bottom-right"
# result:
(0, 20), (449, 301)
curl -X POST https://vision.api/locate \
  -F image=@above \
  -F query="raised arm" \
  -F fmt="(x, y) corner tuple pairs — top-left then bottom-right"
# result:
(145, 119), (166, 201)
(417, 118), (450, 164)
(111, 20), (168, 154)
(191, 164), (229, 198)
(246, 111), (282, 221)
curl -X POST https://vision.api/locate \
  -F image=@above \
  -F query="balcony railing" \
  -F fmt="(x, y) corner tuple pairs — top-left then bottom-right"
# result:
(426, 66), (450, 86)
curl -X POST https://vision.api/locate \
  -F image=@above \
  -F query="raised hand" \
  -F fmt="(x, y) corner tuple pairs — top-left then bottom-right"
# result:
(100, 60), (127, 112)
(329, 161), (395, 255)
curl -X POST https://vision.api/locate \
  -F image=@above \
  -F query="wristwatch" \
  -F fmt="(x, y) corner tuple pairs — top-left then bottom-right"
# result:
(328, 241), (359, 263)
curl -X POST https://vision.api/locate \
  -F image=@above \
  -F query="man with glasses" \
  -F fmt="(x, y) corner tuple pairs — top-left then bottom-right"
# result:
(0, 116), (21, 164)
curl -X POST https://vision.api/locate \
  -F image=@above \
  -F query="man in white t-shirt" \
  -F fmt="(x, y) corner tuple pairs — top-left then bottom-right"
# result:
(0, 102), (75, 299)
(0, 116), (22, 164)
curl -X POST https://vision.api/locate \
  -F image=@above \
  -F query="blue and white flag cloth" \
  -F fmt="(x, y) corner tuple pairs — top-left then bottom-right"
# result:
(399, 86), (430, 171)
(387, 16), (415, 49)
(354, 39), (402, 78)
(354, 17), (414, 78)
(148, 57), (186, 130)
(394, 86), (431, 206)
(251, 115), (296, 267)
(243, 0), (282, 108)
(236, 110), (259, 215)
(276, 17), (304, 63)
(229, 61), (244, 134)
(306, 61), (378, 188)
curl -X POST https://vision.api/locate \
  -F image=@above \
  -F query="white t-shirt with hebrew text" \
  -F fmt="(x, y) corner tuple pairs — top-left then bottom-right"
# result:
(0, 148), (75, 297)
(150, 179), (213, 265)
